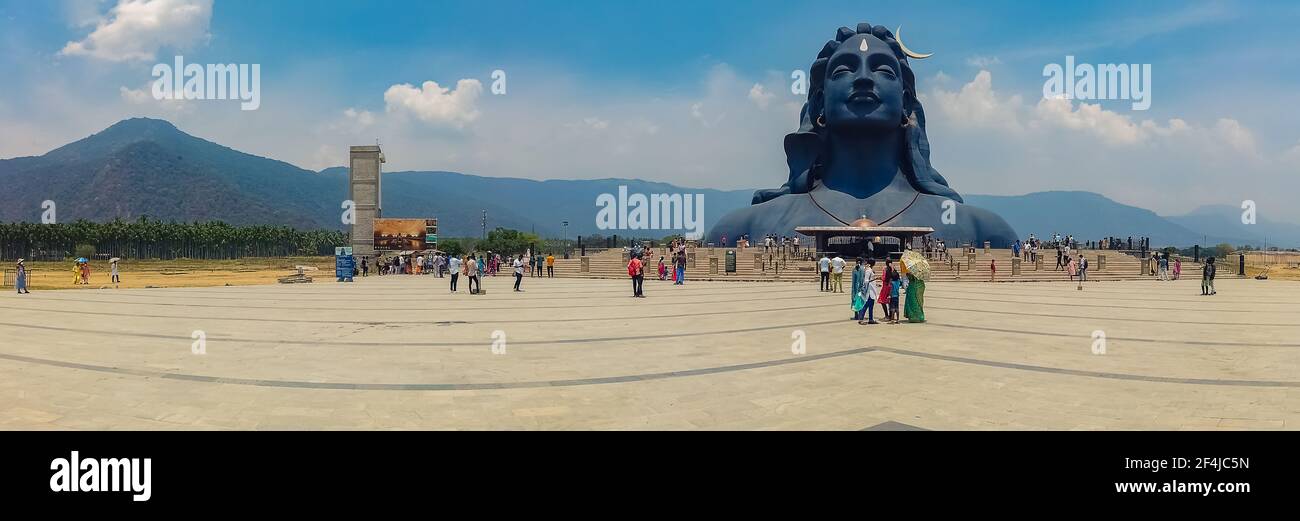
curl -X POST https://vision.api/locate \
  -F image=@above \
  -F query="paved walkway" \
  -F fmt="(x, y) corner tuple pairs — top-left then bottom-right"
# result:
(1, 274), (1296, 430)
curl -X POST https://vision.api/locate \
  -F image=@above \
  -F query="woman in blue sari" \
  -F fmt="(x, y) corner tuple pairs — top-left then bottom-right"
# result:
(15, 259), (29, 294)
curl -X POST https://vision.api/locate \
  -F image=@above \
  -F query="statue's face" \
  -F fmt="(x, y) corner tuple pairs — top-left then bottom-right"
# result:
(822, 34), (905, 133)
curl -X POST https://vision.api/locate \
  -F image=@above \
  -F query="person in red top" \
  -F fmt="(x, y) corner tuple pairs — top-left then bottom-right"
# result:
(628, 254), (645, 297)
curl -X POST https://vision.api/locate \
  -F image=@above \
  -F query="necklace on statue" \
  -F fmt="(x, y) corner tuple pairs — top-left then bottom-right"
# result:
(807, 189), (921, 227)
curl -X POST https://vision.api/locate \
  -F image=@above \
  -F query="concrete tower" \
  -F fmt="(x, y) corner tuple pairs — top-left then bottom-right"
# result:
(349, 145), (384, 257)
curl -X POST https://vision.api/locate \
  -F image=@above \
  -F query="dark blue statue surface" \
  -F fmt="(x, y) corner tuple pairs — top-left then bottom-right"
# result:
(710, 23), (1018, 247)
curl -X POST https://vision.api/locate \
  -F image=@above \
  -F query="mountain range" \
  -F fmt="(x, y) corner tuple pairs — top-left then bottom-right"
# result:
(2, 117), (1297, 248)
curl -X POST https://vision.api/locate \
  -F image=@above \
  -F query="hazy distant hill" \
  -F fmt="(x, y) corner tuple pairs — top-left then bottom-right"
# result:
(318, 167), (755, 238)
(1163, 205), (1300, 249)
(2, 117), (1294, 247)
(964, 191), (1244, 247)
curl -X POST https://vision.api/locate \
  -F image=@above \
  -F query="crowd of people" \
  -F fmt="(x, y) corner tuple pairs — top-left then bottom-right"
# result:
(358, 250), (557, 295)
(717, 233), (803, 255)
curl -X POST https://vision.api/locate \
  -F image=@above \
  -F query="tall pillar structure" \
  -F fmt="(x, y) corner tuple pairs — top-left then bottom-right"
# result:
(349, 145), (384, 257)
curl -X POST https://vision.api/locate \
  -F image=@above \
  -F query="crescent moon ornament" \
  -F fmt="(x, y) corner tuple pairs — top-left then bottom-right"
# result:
(895, 26), (933, 59)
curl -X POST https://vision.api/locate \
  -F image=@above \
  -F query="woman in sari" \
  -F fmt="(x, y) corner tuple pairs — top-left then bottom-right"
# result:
(904, 272), (925, 323)
(15, 259), (29, 294)
(850, 258), (865, 321)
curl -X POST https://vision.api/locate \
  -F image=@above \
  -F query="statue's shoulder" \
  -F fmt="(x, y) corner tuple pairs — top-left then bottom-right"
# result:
(909, 195), (1018, 247)
(710, 193), (812, 240)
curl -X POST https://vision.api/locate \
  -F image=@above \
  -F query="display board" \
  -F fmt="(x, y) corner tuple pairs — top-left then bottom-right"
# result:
(373, 219), (438, 251)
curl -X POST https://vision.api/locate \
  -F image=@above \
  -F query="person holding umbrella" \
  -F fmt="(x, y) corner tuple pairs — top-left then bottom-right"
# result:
(15, 259), (29, 294)
(901, 250), (930, 323)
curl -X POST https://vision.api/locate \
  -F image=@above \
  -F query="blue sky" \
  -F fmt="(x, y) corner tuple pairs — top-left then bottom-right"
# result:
(2, 0), (1299, 221)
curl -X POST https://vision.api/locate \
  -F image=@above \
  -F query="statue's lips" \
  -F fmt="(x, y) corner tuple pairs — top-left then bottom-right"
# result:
(848, 91), (880, 103)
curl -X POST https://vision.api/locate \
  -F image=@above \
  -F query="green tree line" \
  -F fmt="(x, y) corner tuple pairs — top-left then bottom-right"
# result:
(0, 217), (346, 261)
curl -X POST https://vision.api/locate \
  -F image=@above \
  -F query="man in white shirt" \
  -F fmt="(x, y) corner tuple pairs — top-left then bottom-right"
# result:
(831, 254), (846, 293)
(818, 254), (831, 292)
(512, 255), (525, 292)
(448, 255), (462, 293)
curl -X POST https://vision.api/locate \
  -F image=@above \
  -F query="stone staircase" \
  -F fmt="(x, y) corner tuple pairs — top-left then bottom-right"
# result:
(550, 247), (1201, 283)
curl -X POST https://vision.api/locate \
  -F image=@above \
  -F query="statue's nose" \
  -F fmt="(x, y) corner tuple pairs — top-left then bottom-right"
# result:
(852, 66), (875, 86)
(852, 72), (875, 89)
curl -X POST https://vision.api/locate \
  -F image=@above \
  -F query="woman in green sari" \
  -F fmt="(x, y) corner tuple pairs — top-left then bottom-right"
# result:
(904, 273), (925, 323)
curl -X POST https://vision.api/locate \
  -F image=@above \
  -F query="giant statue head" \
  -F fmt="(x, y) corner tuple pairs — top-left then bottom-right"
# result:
(752, 23), (962, 204)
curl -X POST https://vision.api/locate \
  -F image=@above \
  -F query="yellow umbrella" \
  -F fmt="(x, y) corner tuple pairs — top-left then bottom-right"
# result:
(900, 250), (931, 281)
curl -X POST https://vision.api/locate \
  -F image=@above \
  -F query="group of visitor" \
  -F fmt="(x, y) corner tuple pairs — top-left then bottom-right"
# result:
(844, 253), (925, 325)
(717, 234), (801, 254)
(1150, 251), (1182, 281)
(813, 249), (925, 325)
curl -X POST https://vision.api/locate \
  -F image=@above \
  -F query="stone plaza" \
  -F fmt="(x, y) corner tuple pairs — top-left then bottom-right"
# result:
(1, 273), (1297, 430)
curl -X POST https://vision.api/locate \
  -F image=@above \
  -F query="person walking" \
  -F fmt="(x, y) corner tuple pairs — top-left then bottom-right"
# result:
(990, 258), (997, 282)
(466, 254), (480, 294)
(888, 270), (902, 324)
(878, 259), (894, 320)
(513, 255), (525, 292)
(818, 253), (831, 292)
(859, 259), (879, 325)
(657, 256), (667, 281)
(1173, 257), (1182, 280)
(109, 258), (121, 286)
(448, 254), (462, 293)
(361, 257), (369, 277)
(1078, 255), (1089, 283)
(850, 258), (865, 320)
(628, 254), (645, 297)
(15, 259), (29, 294)
(546, 253), (555, 278)
(1202, 257), (1216, 295)
(674, 252), (686, 285)
(830, 254), (846, 293)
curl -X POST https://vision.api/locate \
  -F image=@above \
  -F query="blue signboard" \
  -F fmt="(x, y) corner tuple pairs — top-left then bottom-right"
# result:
(335, 249), (356, 282)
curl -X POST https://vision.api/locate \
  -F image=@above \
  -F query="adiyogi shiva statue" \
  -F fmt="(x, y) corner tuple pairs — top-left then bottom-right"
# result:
(709, 23), (1018, 247)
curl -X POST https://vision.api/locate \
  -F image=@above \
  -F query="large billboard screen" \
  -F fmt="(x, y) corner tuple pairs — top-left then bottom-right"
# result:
(373, 218), (438, 251)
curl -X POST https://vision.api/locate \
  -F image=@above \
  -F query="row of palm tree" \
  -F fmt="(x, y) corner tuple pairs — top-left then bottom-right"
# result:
(0, 217), (346, 260)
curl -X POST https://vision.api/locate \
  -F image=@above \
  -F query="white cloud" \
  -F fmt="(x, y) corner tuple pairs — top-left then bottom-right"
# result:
(919, 70), (1286, 219)
(965, 55), (1002, 68)
(118, 83), (193, 114)
(925, 70), (1024, 133)
(383, 79), (482, 128)
(60, 0), (213, 62)
(343, 108), (376, 128)
(748, 83), (775, 109)
(118, 85), (152, 104)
